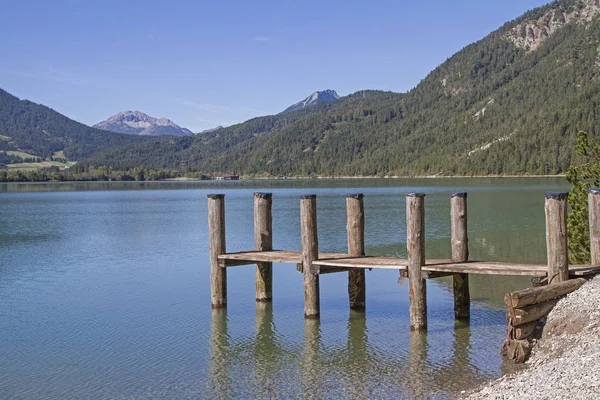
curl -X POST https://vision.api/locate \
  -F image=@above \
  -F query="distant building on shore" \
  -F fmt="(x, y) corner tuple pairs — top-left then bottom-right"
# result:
(214, 174), (240, 181)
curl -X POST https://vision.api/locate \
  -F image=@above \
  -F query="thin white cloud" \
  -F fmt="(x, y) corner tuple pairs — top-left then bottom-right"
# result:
(253, 36), (271, 42)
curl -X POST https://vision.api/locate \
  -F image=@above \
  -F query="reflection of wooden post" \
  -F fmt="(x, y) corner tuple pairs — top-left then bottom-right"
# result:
(545, 192), (569, 283)
(209, 308), (231, 397)
(451, 193), (470, 320)
(347, 194), (366, 310)
(407, 193), (427, 331)
(254, 192), (273, 302)
(301, 195), (320, 318)
(208, 194), (227, 308)
(301, 318), (321, 398)
(588, 188), (600, 265)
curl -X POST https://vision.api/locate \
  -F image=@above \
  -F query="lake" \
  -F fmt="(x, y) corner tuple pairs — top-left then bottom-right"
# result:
(0, 177), (569, 399)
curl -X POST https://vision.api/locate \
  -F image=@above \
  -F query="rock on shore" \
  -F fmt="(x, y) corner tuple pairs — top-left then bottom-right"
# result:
(464, 275), (600, 399)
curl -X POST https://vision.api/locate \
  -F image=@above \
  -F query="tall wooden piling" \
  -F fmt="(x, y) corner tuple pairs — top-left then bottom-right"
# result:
(254, 192), (273, 302)
(451, 193), (470, 320)
(589, 188), (600, 265)
(406, 193), (427, 331)
(208, 194), (227, 308)
(347, 194), (366, 310)
(300, 195), (320, 318)
(545, 192), (569, 283)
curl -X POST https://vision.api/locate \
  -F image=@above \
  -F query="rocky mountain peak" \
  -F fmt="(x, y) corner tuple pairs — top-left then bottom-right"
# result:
(281, 89), (340, 114)
(95, 111), (192, 136)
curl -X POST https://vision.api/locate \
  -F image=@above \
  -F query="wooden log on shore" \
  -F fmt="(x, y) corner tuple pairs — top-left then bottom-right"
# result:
(407, 193), (427, 331)
(300, 195), (320, 318)
(502, 339), (532, 364)
(512, 321), (537, 340)
(504, 278), (586, 308)
(589, 188), (600, 265)
(507, 299), (558, 326)
(347, 194), (366, 310)
(451, 192), (470, 320)
(545, 192), (569, 283)
(208, 194), (227, 308)
(254, 192), (273, 302)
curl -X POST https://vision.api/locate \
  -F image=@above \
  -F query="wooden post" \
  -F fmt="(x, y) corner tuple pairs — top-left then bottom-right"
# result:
(545, 192), (569, 283)
(588, 188), (600, 265)
(347, 194), (366, 310)
(451, 192), (470, 320)
(300, 195), (320, 318)
(208, 194), (227, 308)
(254, 192), (273, 302)
(406, 193), (427, 331)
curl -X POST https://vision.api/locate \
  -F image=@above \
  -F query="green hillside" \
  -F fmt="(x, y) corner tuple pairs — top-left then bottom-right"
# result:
(0, 89), (155, 161)
(12, 0), (600, 177)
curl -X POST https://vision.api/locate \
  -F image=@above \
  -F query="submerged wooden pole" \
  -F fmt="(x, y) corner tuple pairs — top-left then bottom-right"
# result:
(300, 195), (320, 318)
(451, 192), (470, 320)
(254, 192), (273, 302)
(407, 193), (427, 331)
(347, 194), (366, 310)
(208, 194), (227, 308)
(588, 188), (600, 265)
(545, 192), (569, 284)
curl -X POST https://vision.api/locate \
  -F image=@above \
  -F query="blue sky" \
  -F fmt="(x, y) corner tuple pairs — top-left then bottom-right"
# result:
(1, 0), (550, 132)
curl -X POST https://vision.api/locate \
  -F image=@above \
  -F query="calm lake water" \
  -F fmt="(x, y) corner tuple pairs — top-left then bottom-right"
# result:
(0, 178), (569, 399)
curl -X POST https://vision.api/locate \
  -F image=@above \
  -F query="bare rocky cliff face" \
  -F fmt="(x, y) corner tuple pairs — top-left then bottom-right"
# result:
(504, 0), (600, 52)
(94, 110), (193, 136)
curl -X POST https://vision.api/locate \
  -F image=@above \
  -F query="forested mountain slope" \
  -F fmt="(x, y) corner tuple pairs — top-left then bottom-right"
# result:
(89, 0), (600, 176)
(0, 89), (154, 160)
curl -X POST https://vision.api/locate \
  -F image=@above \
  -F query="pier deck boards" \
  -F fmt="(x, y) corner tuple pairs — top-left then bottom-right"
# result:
(218, 250), (600, 277)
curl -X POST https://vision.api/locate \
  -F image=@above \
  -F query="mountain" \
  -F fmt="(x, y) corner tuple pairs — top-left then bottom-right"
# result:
(0, 89), (155, 160)
(281, 90), (340, 114)
(76, 0), (600, 176)
(198, 125), (224, 134)
(94, 111), (193, 136)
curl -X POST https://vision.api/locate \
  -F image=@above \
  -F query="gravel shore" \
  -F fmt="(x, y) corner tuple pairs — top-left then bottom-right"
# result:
(463, 275), (600, 399)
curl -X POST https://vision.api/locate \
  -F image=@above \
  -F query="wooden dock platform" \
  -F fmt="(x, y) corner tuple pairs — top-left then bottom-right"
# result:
(208, 191), (600, 330)
(220, 251), (600, 276)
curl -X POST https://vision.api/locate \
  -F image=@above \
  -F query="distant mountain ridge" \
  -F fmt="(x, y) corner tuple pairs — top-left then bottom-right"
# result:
(86, 0), (600, 177)
(94, 110), (193, 136)
(281, 89), (340, 114)
(0, 89), (154, 160)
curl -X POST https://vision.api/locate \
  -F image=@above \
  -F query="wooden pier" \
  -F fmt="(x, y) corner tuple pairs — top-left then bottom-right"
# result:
(207, 190), (600, 331)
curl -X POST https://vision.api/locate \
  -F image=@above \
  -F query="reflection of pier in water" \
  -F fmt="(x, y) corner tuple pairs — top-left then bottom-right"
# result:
(207, 306), (489, 398)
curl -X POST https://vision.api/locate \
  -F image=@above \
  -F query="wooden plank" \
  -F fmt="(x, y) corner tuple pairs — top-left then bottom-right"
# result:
(504, 278), (586, 308)
(512, 321), (537, 340)
(507, 299), (558, 326)
(589, 188), (600, 265)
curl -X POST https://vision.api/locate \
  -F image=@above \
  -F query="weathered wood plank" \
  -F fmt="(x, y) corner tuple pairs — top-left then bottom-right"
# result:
(545, 192), (569, 283)
(407, 193), (427, 331)
(347, 194), (366, 310)
(208, 194), (227, 308)
(254, 192), (273, 302)
(512, 321), (537, 340)
(301, 195), (320, 318)
(504, 278), (586, 308)
(507, 299), (558, 326)
(589, 188), (600, 265)
(451, 192), (470, 320)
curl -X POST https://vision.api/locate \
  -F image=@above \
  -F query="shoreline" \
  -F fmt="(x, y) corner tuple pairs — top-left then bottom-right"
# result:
(463, 275), (600, 399)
